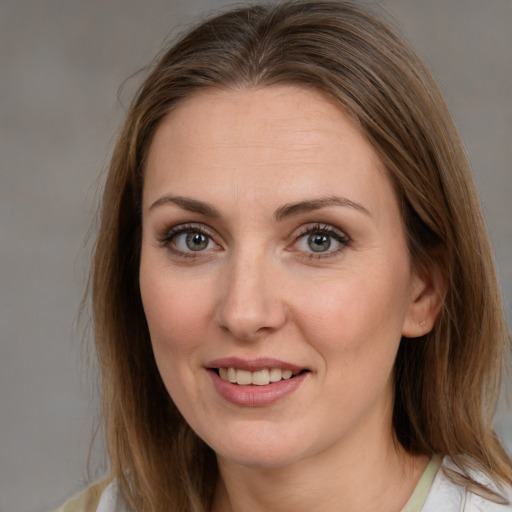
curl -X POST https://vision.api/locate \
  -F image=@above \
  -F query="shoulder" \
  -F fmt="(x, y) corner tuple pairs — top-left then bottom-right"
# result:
(422, 457), (512, 512)
(53, 478), (129, 512)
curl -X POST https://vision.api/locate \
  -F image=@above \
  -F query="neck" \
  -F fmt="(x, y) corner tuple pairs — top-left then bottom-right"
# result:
(212, 433), (428, 512)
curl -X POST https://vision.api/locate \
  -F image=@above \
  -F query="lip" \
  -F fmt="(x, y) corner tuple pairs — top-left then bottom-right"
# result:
(206, 358), (309, 407)
(206, 357), (305, 372)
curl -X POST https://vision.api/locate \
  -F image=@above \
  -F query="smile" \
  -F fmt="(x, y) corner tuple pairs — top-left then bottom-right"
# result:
(209, 365), (310, 406)
(217, 367), (302, 386)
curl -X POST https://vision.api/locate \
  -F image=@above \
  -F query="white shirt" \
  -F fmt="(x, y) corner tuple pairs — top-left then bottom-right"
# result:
(93, 457), (512, 512)
(421, 457), (512, 511)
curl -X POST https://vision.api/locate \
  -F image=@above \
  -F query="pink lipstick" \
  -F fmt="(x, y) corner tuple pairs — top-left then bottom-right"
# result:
(206, 357), (309, 406)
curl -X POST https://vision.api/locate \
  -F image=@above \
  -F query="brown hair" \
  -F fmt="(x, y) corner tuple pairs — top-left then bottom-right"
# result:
(92, 1), (511, 510)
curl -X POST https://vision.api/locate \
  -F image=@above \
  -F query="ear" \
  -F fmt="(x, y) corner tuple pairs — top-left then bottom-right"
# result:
(402, 260), (446, 338)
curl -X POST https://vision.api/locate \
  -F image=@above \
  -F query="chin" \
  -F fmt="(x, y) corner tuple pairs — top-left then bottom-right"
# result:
(204, 423), (311, 470)
(217, 447), (302, 470)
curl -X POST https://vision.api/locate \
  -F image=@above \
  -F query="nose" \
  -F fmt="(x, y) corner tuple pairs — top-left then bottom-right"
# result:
(215, 250), (287, 341)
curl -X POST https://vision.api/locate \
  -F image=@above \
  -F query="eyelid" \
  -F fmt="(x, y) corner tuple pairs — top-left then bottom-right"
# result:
(293, 222), (348, 238)
(289, 223), (350, 258)
(158, 222), (213, 242)
(158, 222), (222, 256)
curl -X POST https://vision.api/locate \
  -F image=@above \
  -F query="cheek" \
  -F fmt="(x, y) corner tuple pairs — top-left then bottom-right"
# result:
(139, 259), (215, 358)
(139, 262), (217, 410)
(290, 263), (411, 361)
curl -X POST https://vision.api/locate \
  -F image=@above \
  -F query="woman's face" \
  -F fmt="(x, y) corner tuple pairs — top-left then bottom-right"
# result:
(140, 86), (426, 469)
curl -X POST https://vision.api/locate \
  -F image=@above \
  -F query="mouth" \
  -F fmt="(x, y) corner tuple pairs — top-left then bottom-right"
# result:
(212, 367), (309, 386)
(206, 359), (310, 406)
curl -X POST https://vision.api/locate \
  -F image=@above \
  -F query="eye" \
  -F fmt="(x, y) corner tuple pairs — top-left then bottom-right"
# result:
(305, 233), (333, 253)
(292, 224), (349, 257)
(160, 224), (219, 256)
(175, 231), (212, 251)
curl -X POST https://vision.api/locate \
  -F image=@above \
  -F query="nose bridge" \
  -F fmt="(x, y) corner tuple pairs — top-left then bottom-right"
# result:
(216, 244), (286, 340)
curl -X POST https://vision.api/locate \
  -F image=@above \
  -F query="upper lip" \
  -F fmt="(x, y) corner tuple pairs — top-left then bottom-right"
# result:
(206, 357), (306, 372)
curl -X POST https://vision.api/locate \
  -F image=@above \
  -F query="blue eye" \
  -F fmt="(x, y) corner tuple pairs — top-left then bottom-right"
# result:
(162, 225), (218, 255)
(307, 233), (333, 253)
(294, 225), (349, 256)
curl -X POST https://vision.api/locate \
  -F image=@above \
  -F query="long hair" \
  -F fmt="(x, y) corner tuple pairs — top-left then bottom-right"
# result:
(92, 1), (511, 510)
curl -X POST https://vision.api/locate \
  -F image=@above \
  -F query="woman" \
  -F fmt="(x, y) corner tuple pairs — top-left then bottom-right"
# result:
(59, 1), (512, 511)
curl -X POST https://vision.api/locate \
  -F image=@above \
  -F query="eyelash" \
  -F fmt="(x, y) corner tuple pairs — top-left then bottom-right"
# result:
(158, 223), (219, 258)
(292, 224), (350, 259)
(158, 223), (350, 259)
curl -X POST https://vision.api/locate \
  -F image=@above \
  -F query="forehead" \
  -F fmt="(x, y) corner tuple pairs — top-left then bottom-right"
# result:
(149, 85), (373, 154)
(143, 86), (396, 222)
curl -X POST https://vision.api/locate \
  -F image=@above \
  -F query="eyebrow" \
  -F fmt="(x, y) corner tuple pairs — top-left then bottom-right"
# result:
(149, 195), (221, 217)
(274, 196), (370, 221)
(149, 194), (370, 220)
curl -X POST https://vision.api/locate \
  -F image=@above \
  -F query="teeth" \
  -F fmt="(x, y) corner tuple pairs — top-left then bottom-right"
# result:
(269, 368), (282, 382)
(236, 369), (252, 385)
(218, 367), (300, 386)
(282, 369), (293, 379)
(227, 367), (237, 383)
(251, 369), (269, 386)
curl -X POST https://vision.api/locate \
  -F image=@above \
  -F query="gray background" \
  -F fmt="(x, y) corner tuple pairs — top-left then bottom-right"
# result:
(1, 1), (511, 511)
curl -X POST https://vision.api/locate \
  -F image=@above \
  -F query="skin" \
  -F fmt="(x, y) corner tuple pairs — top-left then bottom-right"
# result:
(139, 86), (441, 512)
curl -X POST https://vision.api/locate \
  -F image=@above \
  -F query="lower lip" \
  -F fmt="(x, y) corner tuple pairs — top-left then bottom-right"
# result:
(208, 370), (308, 407)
